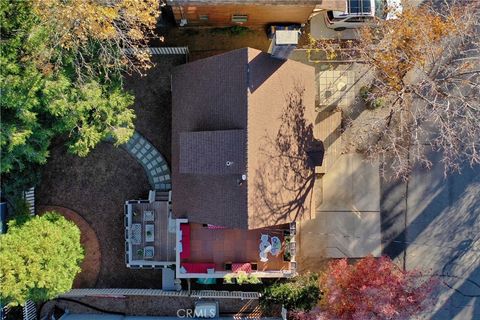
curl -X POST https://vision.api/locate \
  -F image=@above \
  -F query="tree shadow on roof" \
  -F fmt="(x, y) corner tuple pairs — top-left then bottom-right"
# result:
(248, 51), (286, 93)
(251, 83), (316, 227)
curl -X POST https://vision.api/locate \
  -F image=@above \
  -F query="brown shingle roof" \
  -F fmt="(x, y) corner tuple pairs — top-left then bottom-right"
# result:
(179, 130), (246, 175)
(172, 48), (316, 229)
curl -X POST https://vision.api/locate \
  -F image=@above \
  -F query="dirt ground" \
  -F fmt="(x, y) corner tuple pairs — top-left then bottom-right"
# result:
(163, 27), (271, 61)
(37, 55), (186, 288)
(124, 55), (186, 162)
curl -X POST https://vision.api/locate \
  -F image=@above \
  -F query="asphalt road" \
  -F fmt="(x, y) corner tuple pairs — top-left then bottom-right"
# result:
(381, 150), (480, 319)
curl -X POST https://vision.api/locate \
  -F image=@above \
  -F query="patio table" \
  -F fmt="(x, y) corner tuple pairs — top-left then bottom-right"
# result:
(259, 241), (272, 253)
(143, 210), (154, 222)
(145, 224), (155, 242)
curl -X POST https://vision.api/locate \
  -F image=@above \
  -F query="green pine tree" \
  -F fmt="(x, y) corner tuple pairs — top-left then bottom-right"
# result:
(0, 0), (135, 197)
(0, 212), (84, 306)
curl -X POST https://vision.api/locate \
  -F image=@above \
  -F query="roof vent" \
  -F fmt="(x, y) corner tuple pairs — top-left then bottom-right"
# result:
(226, 161), (234, 167)
(237, 174), (247, 186)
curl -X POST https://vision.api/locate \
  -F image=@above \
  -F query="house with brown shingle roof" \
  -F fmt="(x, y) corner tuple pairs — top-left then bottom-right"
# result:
(170, 48), (321, 279)
(172, 47), (318, 229)
(123, 48), (321, 279)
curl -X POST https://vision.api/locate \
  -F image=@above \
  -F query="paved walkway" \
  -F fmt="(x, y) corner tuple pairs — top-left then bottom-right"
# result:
(122, 131), (171, 191)
(309, 12), (358, 40)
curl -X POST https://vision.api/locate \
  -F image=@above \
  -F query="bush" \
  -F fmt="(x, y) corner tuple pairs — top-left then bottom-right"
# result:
(359, 85), (386, 110)
(359, 85), (370, 101)
(370, 97), (386, 109)
(0, 211), (84, 306)
(223, 272), (262, 285)
(237, 272), (262, 285)
(261, 273), (321, 312)
(210, 26), (249, 35)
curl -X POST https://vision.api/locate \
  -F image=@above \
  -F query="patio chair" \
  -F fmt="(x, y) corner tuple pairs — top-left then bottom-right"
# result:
(260, 234), (269, 242)
(259, 251), (268, 262)
(270, 236), (282, 256)
(131, 223), (142, 245)
(144, 246), (155, 259)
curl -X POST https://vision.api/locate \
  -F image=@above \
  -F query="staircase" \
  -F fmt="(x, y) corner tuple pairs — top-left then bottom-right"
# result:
(155, 191), (170, 202)
(148, 190), (170, 203)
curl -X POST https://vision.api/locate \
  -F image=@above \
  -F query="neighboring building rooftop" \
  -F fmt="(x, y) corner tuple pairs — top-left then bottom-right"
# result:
(167, 0), (323, 4)
(172, 48), (316, 229)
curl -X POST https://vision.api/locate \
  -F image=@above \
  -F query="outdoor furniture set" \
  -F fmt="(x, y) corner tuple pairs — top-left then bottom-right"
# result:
(179, 223), (215, 273)
(177, 223), (284, 274)
(259, 234), (281, 262)
(131, 210), (156, 259)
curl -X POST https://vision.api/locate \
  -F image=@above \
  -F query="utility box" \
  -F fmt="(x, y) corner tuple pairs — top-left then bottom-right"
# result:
(269, 28), (300, 60)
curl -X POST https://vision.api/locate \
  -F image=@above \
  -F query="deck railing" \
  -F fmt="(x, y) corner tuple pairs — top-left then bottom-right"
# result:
(61, 289), (260, 300)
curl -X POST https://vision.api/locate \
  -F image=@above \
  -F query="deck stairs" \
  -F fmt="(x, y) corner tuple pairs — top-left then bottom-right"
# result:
(148, 190), (171, 203)
(155, 191), (170, 202)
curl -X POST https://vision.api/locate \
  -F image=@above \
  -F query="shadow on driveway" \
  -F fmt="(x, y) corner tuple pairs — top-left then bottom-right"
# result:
(381, 148), (480, 319)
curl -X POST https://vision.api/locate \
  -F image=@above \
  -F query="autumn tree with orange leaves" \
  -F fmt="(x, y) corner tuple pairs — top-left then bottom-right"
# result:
(354, 1), (480, 181)
(31, 0), (161, 81)
(311, 1), (480, 181)
(290, 256), (437, 320)
(1, 0), (162, 197)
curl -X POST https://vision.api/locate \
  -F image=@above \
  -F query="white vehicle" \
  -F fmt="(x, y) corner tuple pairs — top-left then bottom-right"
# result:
(325, 0), (402, 31)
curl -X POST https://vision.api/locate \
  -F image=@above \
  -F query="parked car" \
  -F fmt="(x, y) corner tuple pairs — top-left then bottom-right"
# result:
(325, 0), (402, 31)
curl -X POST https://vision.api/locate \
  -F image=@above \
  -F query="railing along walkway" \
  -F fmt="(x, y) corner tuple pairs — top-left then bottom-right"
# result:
(61, 289), (260, 300)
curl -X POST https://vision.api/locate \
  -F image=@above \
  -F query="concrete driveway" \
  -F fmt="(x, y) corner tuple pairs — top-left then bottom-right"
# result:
(309, 11), (358, 40)
(297, 153), (381, 273)
(382, 150), (480, 319)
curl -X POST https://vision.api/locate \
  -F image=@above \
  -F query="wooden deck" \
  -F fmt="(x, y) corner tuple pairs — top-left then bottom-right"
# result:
(183, 223), (291, 272)
(130, 201), (175, 262)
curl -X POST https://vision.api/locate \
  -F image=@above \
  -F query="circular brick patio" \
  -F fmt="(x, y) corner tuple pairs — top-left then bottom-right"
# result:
(38, 205), (101, 288)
